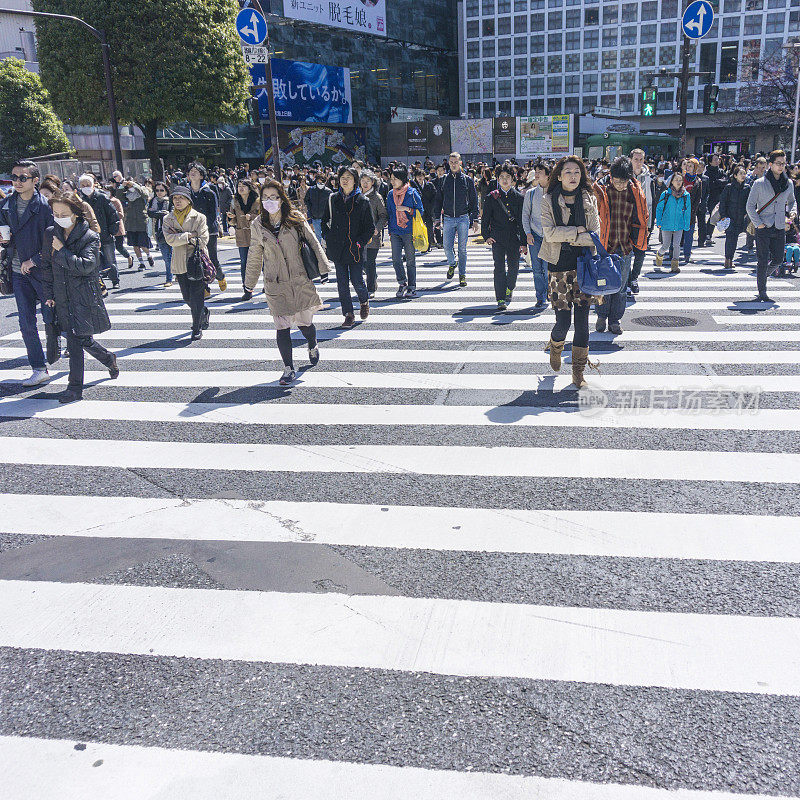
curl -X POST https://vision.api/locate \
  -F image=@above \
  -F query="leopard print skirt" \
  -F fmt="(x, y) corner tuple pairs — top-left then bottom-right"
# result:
(548, 269), (601, 311)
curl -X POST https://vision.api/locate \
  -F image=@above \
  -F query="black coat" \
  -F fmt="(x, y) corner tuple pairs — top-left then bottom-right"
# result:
(718, 181), (751, 234)
(322, 190), (375, 265)
(82, 190), (120, 244)
(305, 184), (333, 218)
(189, 182), (219, 235)
(480, 187), (526, 247)
(41, 220), (111, 338)
(420, 182), (438, 220)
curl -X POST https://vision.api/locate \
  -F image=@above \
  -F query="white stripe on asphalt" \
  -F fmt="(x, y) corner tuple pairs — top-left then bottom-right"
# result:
(3, 736), (782, 800)
(0, 369), (793, 393)
(2, 579), (799, 694)
(0, 436), (796, 483)
(4, 494), (799, 564)
(0, 398), (782, 431)
(714, 315), (800, 325)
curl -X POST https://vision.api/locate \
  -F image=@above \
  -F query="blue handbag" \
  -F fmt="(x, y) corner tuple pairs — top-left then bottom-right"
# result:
(577, 231), (623, 296)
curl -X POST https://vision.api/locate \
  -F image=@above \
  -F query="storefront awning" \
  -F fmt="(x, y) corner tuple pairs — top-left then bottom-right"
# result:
(157, 127), (242, 142)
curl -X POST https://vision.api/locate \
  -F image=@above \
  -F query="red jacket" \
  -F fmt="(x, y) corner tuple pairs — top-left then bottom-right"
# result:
(594, 179), (649, 252)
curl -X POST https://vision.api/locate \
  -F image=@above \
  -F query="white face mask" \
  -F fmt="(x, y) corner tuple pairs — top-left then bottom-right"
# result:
(54, 216), (73, 228)
(126, 189), (138, 200)
(282, 180), (290, 186)
(317, 182), (324, 188)
(218, 182), (225, 188)
(264, 198), (281, 214)
(80, 186), (94, 196)
(258, 177), (266, 185)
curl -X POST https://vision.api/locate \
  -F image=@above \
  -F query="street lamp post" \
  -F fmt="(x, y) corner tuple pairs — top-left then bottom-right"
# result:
(0, 7), (124, 172)
(785, 42), (800, 163)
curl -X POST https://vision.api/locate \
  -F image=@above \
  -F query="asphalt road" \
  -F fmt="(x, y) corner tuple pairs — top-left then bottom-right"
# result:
(1, 230), (800, 799)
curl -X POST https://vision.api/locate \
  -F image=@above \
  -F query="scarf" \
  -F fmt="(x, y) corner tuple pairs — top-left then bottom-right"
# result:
(174, 205), (191, 227)
(392, 184), (411, 228)
(550, 184), (586, 231)
(235, 190), (256, 214)
(766, 169), (789, 195)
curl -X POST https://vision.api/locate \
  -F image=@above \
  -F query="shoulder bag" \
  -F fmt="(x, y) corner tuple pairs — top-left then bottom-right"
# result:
(577, 231), (623, 297)
(0, 233), (13, 295)
(186, 239), (215, 283)
(747, 190), (782, 236)
(299, 228), (321, 280)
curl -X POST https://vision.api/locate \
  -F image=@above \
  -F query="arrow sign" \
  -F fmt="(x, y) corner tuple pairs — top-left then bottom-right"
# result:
(236, 8), (267, 46)
(682, 0), (714, 40)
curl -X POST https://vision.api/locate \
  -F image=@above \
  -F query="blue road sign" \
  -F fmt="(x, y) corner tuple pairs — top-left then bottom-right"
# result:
(682, 0), (714, 40)
(236, 8), (267, 46)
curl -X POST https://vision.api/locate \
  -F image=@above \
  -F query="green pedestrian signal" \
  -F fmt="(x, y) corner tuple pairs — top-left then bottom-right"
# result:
(703, 83), (719, 114)
(641, 86), (657, 117)
(643, 102), (655, 116)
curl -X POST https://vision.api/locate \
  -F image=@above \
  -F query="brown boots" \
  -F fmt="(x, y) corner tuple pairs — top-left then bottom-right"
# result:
(547, 338), (566, 371)
(571, 346), (598, 389)
(724, 258), (734, 269)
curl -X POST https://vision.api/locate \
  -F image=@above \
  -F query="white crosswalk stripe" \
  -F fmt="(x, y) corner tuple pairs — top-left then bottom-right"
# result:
(1, 243), (798, 797)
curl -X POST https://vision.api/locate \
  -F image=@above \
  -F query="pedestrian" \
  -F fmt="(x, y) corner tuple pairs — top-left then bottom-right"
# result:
(540, 155), (601, 389)
(386, 165), (424, 299)
(107, 189), (131, 269)
(116, 177), (153, 270)
(481, 163), (526, 311)
(40, 193), (118, 404)
(433, 152), (479, 287)
(418, 170), (441, 250)
(593, 156), (649, 335)
(628, 148), (652, 296)
(705, 153), (727, 232)
(228, 179), (261, 296)
(521, 161), (550, 308)
(162, 185), (210, 340)
(244, 179), (331, 386)
(360, 169), (388, 299)
(216, 175), (233, 235)
(654, 172), (691, 274)
(718, 166), (750, 270)
(187, 163), (226, 292)
(147, 181), (173, 287)
(0, 160), (56, 385)
(78, 173), (121, 290)
(784, 216), (800, 275)
(304, 172), (332, 245)
(744, 156), (767, 250)
(746, 149), (798, 303)
(680, 158), (702, 265)
(322, 165), (374, 328)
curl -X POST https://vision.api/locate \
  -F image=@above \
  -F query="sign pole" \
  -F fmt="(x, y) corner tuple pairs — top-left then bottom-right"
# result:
(678, 33), (691, 156)
(262, 23), (282, 182)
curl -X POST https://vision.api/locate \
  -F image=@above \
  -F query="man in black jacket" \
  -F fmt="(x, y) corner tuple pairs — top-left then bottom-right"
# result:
(322, 166), (375, 328)
(480, 164), (526, 310)
(79, 173), (121, 288)
(304, 174), (333, 246)
(188, 163), (226, 291)
(416, 170), (441, 250)
(433, 152), (479, 286)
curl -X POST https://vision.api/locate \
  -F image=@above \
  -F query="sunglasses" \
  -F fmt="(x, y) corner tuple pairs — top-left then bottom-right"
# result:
(11, 174), (33, 183)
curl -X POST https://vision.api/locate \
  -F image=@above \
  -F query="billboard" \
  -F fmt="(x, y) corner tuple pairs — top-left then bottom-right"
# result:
(449, 118), (493, 155)
(493, 117), (517, 153)
(517, 115), (573, 157)
(264, 124), (367, 167)
(427, 120), (451, 156)
(284, 0), (387, 37)
(250, 58), (352, 124)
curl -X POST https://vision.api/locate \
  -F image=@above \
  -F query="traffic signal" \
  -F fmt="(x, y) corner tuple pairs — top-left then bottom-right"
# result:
(641, 86), (657, 117)
(247, 96), (261, 127)
(703, 84), (719, 114)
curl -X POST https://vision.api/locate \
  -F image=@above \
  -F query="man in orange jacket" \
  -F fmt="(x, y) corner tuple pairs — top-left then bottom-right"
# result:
(593, 156), (649, 335)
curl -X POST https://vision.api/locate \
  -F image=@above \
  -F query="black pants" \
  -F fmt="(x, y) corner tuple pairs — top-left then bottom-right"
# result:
(176, 273), (208, 332)
(755, 227), (785, 297)
(551, 304), (590, 348)
(114, 235), (130, 259)
(492, 241), (520, 302)
(364, 248), (378, 294)
(724, 228), (742, 261)
(696, 209), (707, 245)
(100, 241), (119, 285)
(628, 246), (645, 285)
(207, 234), (223, 281)
(424, 216), (441, 248)
(67, 332), (114, 390)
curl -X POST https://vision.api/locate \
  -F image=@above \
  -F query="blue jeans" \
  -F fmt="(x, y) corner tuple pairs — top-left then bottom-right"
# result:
(443, 214), (470, 276)
(528, 232), (548, 303)
(390, 230), (416, 288)
(238, 247), (249, 283)
(12, 269), (51, 370)
(312, 218), (324, 245)
(335, 261), (368, 316)
(157, 239), (172, 282)
(682, 223), (695, 263)
(596, 251), (632, 324)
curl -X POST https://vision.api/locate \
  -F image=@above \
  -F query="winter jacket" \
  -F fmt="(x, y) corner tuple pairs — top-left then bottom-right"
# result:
(633, 166), (654, 221)
(420, 181), (438, 221)
(594, 179), (649, 252)
(521, 185), (544, 238)
(386, 186), (424, 237)
(244, 216), (331, 318)
(706, 165), (727, 210)
(305, 184), (333, 219)
(229, 194), (261, 248)
(189, 182), (220, 236)
(718, 181), (750, 233)
(147, 197), (171, 243)
(216, 184), (233, 215)
(162, 207), (210, 275)
(116, 183), (149, 232)
(747, 174), (798, 230)
(480, 187), (526, 247)
(0, 189), (54, 269)
(40, 220), (110, 338)
(109, 196), (125, 236)
(322, 189), (375, 264)
(433, 171), (479, 222)
(82, 190), (119, 244)
(655, 189), (691, 232)
(539, 189), (601, 266)
(363, 189), (388, 250)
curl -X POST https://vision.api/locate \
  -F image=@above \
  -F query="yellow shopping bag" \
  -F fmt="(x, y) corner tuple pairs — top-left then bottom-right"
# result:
(412, 210), (429, 252)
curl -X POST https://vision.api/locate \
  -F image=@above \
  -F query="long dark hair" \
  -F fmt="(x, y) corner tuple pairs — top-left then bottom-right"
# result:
(235, 179), (258, 213)
(259, 179), (305, 230)
(546, 155), (593, 195)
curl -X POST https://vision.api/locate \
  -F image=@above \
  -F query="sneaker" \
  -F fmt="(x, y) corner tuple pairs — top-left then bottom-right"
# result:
(595, 317), (607, 333)
(459, 276), (467, 287)
(505, 288), (513, 302)
(191, 329), (203, 341)
(112, 282), (120, 289)
(368, 292), (375, 299)
(395, 284), (407, 298)
(137, 261), (145, 271)
(127, 256), (134, 270)
(360, 301), (370, 320)
(630, 280), (639, 295)
(279, 366), (296, 386)
(240, 290), (253, 302)
(342, 313), (355, 328)
(535, 298), (548, 308)
(654, 254), (663, 268)
(308, 345), (320, 366)
(163, 281), (173, 288)
(57, 388), (82, 404)
(608, 322), (623, 335)
(497, 301), (507, 311)
(21, 368), (50, 387)
(446, 264), (456, 280)
(147, 255), (155, 267)
(626, 288), (633, 299)
(108, 355), (120, 379)
(201, 308), (210, 330)
(406, 287), (418, 298)
(218, 277), (228, 292)
(204, 288), (211, 299)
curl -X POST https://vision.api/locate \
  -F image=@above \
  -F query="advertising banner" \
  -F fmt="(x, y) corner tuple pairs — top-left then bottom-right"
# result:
(284, 0), (387, 37)
(493, 117), (517, 154)
(449, 118), (493, 155)
(264, 124), (367, 167)
(407, 122), (428, 157)
(250, 58), (352, 124)
(517, 115), (573, 157)
(426, 119), (451, 156)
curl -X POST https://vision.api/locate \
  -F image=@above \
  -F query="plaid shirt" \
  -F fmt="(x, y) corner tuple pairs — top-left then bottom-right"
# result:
(607, 184), (635, 255)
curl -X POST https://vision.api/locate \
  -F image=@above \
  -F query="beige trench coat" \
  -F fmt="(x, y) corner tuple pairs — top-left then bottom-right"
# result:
(245, 216), (331, 318)
(228, 196), (261, 247)
(162, 208), (210, 275)
(539, 189), (600, 266)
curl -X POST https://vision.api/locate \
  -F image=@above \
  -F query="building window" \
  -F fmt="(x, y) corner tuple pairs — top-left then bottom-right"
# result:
(467, 42), (479, 59)
(483, 82), (496, 98)
(498, 59), (512, 76)
(483, 101), (496, 115)
(641, 1), (658, 19)
(530, 35), (545, 52)
(622, 29), (638, 45)
(700, 41), (718, 76)
(515, 37), (527, 54)
(499, 80), (512, 98)
(602, 4), (618, 23)
(744, 14), (763, 33)
(515, 0), (528, 9)
(499, 39), (512, 56)
(547, 97), (563, 114)
(641, 24), (657, 43)
(584, 74), (598, 92)
(722, 16), (741, 36)
(565, 97), (580, 113)
(498, 16), (512, 35)
(548, 54), (563, 71)
(467, 62), (480, 79)
(639, 47), (656, 66)
(498, 0), (512, 10)
(622, 3), (638, 21)
(584, 52), (598, 70)
(548, 33), (563, 51)
(601, 73), (617, 90)
(531, 13), (545, 31)
(548, 11), (563, 27)
(548, 0), (562, 6)
(791, 9), (800, 30)
(745, 0), (763, 8)
(766, 12), (786, 32)
(602, 51), (618, 69)
(659, 45), (677, 64)
(584, 7), (599, 23)
(514, 56), (528, 73)
(482, 19), (495, 35)
(466, 20), (479, 38)
(565, 74), (580, 92)
(530, 56), (545, 73)
(619, 94), (635, 112)
(584, 30), (599, 48)
(601, 94), (616, 107)
(565, 52), (580, 70)
(468, 103), (481, 118)
(514, 99), (528, 115)
(530, 77), (544, 94)
(603, 28), (619, 46)
(515, 78), (528, 95)
(483, 61), (496, 78)
(582, 95), (597, 112)
(658, 90), (675, 110)
(719, 87), (736, 108)
(723, 0), (742, 9)
(465, 0), (480, 15)
(720, 42), (739, 81)
(620, 49), (636, 67)
(468, 82), (480, 100)
(531, 99), (545, 114)
(515, 15), (528, 32)
(619, 72), (636, 90)
(660, 22), (677, 40)
(482, 0), (496, 12)
(662, 0), (679, 16)
(548, 76), (562, 94)
(565, 31), (581, 49)
(768, 0), (785, 7)
(566, 8), (581, 26)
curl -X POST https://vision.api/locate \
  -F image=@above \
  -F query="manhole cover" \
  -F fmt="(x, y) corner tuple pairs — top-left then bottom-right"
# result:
(633, 314), (698, 327)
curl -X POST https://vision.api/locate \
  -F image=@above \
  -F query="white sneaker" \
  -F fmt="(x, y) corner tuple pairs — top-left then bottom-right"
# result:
(22, 368), (50, 387)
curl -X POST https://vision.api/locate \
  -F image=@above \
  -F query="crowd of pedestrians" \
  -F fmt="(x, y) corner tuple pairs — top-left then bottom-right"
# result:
(1, 146), (797, 400)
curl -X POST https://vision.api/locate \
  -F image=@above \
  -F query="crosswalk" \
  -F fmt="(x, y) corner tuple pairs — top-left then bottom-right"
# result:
(1, 242), (799, 798)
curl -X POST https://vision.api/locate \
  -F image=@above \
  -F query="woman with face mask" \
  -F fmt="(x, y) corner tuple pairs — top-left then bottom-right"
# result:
(216, 176), (233, 236)
(115, 178), (153, 271)
(147, 181), (173, 286)
(244, 180), (331, 385)
(40, 193), (118, 404)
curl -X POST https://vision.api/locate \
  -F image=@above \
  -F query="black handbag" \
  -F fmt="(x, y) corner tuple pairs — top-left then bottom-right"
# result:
(0, 234), (13, 296)
(300, 234), (321, 280)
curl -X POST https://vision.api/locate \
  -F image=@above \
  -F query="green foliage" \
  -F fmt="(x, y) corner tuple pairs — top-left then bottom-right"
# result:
(32, 0), (251, 129)
(0, 58), (71, 172)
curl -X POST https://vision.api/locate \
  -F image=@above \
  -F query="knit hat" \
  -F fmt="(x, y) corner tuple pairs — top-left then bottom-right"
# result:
(171, 185), (192, 200)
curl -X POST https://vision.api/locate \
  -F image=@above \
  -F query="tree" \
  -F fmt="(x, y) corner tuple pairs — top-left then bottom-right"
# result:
(32, 0), (251, 179)
(0, 58), (71, 172)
